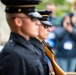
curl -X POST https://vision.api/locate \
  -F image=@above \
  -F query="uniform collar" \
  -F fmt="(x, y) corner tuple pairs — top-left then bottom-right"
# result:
(9, 32), (35, 52)
(30, 37), (45, 52)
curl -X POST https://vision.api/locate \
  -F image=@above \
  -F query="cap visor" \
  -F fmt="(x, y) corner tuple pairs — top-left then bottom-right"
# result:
(28, 12), (42, 18)
(41, 21), (52, 26)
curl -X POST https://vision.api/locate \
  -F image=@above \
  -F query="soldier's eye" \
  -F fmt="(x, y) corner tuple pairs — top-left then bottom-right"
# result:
(30, 17), (38, 21)
(43, 25), (50, 29)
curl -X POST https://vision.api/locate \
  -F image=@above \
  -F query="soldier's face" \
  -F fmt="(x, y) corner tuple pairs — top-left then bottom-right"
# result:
(20, 14), (41, 38)
(38, 24), (51, 40)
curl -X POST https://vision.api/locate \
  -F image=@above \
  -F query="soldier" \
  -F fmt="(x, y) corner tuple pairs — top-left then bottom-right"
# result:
(30, 10), (52, 75)
(0, 0), (46, 75)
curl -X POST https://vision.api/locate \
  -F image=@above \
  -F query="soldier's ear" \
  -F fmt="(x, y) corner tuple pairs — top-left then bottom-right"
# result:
(14, 17), (22, 27)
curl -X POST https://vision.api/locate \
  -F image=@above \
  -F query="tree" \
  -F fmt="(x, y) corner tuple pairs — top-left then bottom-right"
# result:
(36, 0), (71, 17)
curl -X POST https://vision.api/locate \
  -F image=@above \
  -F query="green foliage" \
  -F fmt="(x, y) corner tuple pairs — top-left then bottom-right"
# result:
(56, 9), (63, 17)
(51, 0), (66, 5)
(36, 0), (72, 17)
(36, 1), (49, 10)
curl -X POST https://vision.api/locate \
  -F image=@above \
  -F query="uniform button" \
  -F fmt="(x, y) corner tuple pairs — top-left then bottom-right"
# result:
(9, 40), (13, 43)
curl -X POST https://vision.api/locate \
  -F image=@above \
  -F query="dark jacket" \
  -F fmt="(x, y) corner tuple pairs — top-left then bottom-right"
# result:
(0, 33), (44, 75)
(54, 27), (76, 58)
(30, 38), (49, 75)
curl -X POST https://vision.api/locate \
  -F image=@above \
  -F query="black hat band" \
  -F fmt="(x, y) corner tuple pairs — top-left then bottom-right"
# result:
(39, 16), (48, 21)
(5, 7), (35, 13)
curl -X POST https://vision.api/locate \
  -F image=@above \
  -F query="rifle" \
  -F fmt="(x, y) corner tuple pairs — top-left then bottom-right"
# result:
(42, 41), (66, 75)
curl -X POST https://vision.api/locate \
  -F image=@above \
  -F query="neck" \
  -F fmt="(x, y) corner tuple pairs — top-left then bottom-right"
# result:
(11, 31), (30, 40)
(36, 36), (43, 42)
(11, 26), (30, 40)
(21, 34), (30, 40)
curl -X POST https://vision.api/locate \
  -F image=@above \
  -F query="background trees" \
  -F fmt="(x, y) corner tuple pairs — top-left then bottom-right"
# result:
(36, 0), (72, 17)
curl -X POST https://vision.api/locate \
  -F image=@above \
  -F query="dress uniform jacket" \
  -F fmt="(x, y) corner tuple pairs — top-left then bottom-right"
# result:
(0, 32), (44, 75)
(30, 38), (49, 75)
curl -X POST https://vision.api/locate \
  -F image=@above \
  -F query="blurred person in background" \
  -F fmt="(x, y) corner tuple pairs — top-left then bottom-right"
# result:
(46, 3), (61, 27)
(50, 14), (76, 72)
(45, 3), (61, 50)
(69, 0), (76, 18)
(69, 0), (76, 27)
(71, 14), (76, 27)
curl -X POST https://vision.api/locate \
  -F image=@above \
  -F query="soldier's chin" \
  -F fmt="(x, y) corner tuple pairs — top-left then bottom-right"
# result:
(42, 37), (47, 40)
(30, 32), (38, 37)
